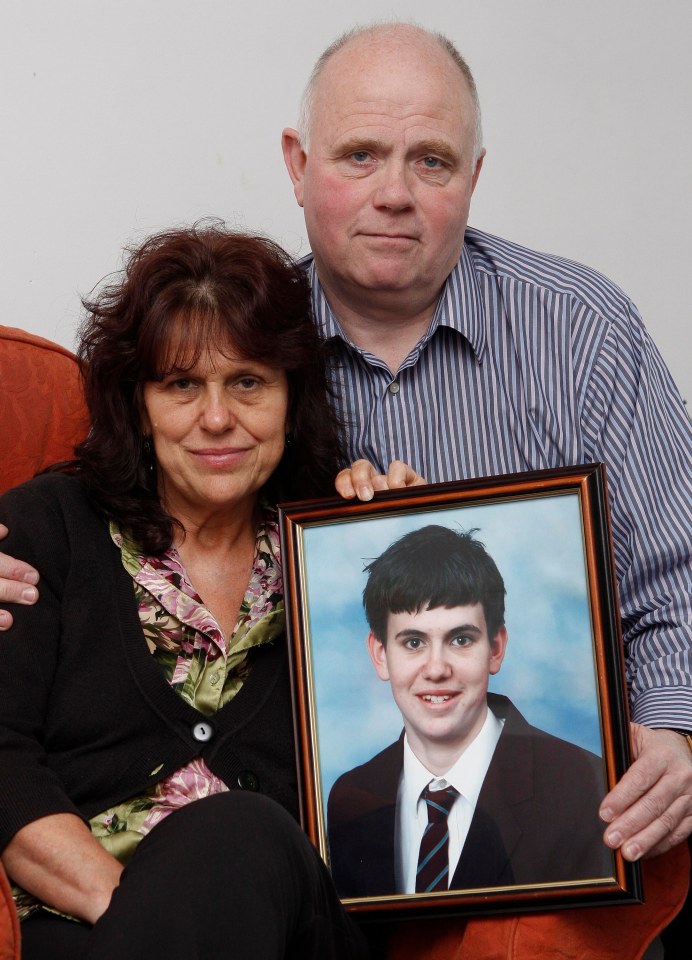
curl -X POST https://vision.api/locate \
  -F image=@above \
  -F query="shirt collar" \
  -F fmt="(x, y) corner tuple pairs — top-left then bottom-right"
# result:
(400, 706), (504, 820)
(108, 504), (282, 603)
(302, 241), (487, 362)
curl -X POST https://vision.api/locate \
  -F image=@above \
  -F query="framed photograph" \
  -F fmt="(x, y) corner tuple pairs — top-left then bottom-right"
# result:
(279, 464), (641, 918)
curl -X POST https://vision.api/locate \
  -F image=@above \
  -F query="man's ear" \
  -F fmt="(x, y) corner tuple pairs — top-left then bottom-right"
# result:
(366, 631), (390, 681)
(488, 625), (508, 676)
(281, 128), (306, 207)
(471, 148), (485, 194)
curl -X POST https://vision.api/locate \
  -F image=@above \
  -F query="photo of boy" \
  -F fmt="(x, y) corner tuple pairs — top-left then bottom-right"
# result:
(327, 525), (613, 898)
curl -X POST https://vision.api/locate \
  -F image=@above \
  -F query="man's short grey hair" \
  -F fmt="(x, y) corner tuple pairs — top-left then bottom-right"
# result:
(296, 22), (483, 169)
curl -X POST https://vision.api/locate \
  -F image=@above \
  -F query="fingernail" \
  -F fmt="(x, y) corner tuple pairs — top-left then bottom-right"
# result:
(600, 806), (613, 822)
(0, 613), (9, 630)
(606, 830), (622, 847)
(623, 842), (642, 861)
(21, 586), (38, 602)
(23, 570), (39, 585)
(358, 486), (373, 501)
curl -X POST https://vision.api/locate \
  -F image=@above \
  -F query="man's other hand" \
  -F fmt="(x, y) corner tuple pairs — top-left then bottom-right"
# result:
(601, 723), (692, 859)
(0, 524), (39, 630)
(335, 459), (426, 502)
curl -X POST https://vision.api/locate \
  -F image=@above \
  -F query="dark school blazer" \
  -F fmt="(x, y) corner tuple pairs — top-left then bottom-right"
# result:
(327, 693), (613, 898)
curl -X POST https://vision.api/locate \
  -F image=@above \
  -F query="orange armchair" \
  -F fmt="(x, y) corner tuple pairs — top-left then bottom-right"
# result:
(1, 324), (88, 496)
(0, 324), (88, 958)
(0, 324), (688, 959)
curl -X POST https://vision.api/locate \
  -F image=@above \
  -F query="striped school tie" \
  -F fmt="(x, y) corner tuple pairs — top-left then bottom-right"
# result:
(415, 784), (459, 893)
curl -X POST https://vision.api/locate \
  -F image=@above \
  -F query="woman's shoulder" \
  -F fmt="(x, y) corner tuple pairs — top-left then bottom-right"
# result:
(0, 470), (110, 569)
(0, 470), (102, 531)
(1, 469), (85, 506)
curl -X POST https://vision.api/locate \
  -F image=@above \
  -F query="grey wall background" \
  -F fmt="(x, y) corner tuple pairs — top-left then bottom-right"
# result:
(2, 0), (690, 400)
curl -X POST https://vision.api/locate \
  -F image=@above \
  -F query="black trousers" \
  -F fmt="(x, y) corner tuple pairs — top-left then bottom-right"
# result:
(21, 792), (370, 960)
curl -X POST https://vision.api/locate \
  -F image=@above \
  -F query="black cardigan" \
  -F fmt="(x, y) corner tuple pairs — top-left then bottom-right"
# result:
(0, 473), (298, 851)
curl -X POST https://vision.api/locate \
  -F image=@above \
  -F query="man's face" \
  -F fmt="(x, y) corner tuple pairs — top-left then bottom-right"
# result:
(283, 32), (483, 320)
(367, 603), (507, 772)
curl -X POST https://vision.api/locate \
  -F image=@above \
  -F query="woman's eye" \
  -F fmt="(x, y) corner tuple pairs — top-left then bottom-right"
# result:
(237, 378), (259, 390)
(171, 378), (194, 391)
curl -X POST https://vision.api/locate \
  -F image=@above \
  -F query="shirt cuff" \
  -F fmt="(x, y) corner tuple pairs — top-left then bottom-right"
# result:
(629, 686), (692, 730)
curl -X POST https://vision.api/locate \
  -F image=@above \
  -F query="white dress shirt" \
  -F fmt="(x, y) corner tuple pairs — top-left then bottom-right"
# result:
(395, 709), (504, 894)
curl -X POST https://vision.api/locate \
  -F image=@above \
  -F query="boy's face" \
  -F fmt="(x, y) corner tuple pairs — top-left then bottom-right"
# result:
(367, 603), (507, 771)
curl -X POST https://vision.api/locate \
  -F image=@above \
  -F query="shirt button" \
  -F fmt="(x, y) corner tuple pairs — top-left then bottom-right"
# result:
(192, 722), (214, 742)
(237, 770), (259, 791)
(388, 381), (400, 394)
(209, 672), (220, 686)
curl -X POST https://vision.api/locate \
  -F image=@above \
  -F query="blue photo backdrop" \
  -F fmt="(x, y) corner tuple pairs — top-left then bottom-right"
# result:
(299, 491), (605, 815)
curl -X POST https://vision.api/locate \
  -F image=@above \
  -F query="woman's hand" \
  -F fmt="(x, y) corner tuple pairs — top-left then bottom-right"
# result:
(2, 813), (123, 924)
(335, 459), (427, 501)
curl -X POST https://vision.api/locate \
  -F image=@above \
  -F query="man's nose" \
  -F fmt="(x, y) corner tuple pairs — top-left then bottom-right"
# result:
(372, 161), (415, 211)
(422, 645), (452, 679)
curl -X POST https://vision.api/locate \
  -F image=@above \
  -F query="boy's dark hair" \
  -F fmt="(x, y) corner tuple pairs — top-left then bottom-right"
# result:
(363, 525), (506, 643)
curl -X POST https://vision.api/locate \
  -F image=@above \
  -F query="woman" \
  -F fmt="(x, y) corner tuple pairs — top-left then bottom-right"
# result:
(0, 225), (414, 959)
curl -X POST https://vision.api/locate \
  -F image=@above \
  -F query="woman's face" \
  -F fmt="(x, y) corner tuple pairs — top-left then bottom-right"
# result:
(141, 347), (289, 525)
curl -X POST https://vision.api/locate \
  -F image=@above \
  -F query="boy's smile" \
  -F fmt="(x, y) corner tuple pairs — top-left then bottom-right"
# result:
(367, 602), (507, 774)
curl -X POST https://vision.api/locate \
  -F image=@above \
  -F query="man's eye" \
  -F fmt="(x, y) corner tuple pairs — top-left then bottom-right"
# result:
(422, 156), (442, 169)
(351, 151), (371, 163)
(451, 634), (473, 647)
(404, 638), (422, 649)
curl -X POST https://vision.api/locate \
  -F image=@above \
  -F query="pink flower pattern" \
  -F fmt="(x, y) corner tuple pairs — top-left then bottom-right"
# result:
(112, 508), (284, 835)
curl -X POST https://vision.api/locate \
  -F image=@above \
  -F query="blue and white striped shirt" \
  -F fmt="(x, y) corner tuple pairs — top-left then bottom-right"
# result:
(305, 227), (692, 729)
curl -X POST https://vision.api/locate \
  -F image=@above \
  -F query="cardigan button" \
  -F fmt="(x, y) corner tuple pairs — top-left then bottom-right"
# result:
(237, 770), (259, 791)
(192, 721), (214, 742)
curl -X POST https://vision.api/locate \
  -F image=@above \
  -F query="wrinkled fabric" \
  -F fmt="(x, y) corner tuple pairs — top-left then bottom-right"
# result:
(387, 844), (689, 959)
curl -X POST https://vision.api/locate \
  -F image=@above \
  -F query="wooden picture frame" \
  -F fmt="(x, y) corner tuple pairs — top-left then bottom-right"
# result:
(279, 464), (641, 918)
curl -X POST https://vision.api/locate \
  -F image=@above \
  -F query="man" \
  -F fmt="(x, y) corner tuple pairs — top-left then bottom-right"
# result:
(1, 20), (691, 870)
(328, 525), (611, 899)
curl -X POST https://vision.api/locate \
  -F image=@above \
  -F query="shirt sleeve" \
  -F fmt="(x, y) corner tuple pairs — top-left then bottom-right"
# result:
(579, 299), (692, 728)
(0, 481), (84, 852)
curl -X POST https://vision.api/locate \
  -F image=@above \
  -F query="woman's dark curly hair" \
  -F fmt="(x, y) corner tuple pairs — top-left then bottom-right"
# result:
(75, 222), (344, 553)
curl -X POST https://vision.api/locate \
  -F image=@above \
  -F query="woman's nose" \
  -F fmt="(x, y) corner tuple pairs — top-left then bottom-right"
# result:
(199, 392), (236, 432)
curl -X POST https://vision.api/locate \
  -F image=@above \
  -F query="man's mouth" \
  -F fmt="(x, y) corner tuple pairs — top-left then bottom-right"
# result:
(360, 231), (418, 242)
(421, 694), (452, 704)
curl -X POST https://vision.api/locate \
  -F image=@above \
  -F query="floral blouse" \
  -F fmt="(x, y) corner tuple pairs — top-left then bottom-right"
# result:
(15, 509), (284, 921)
